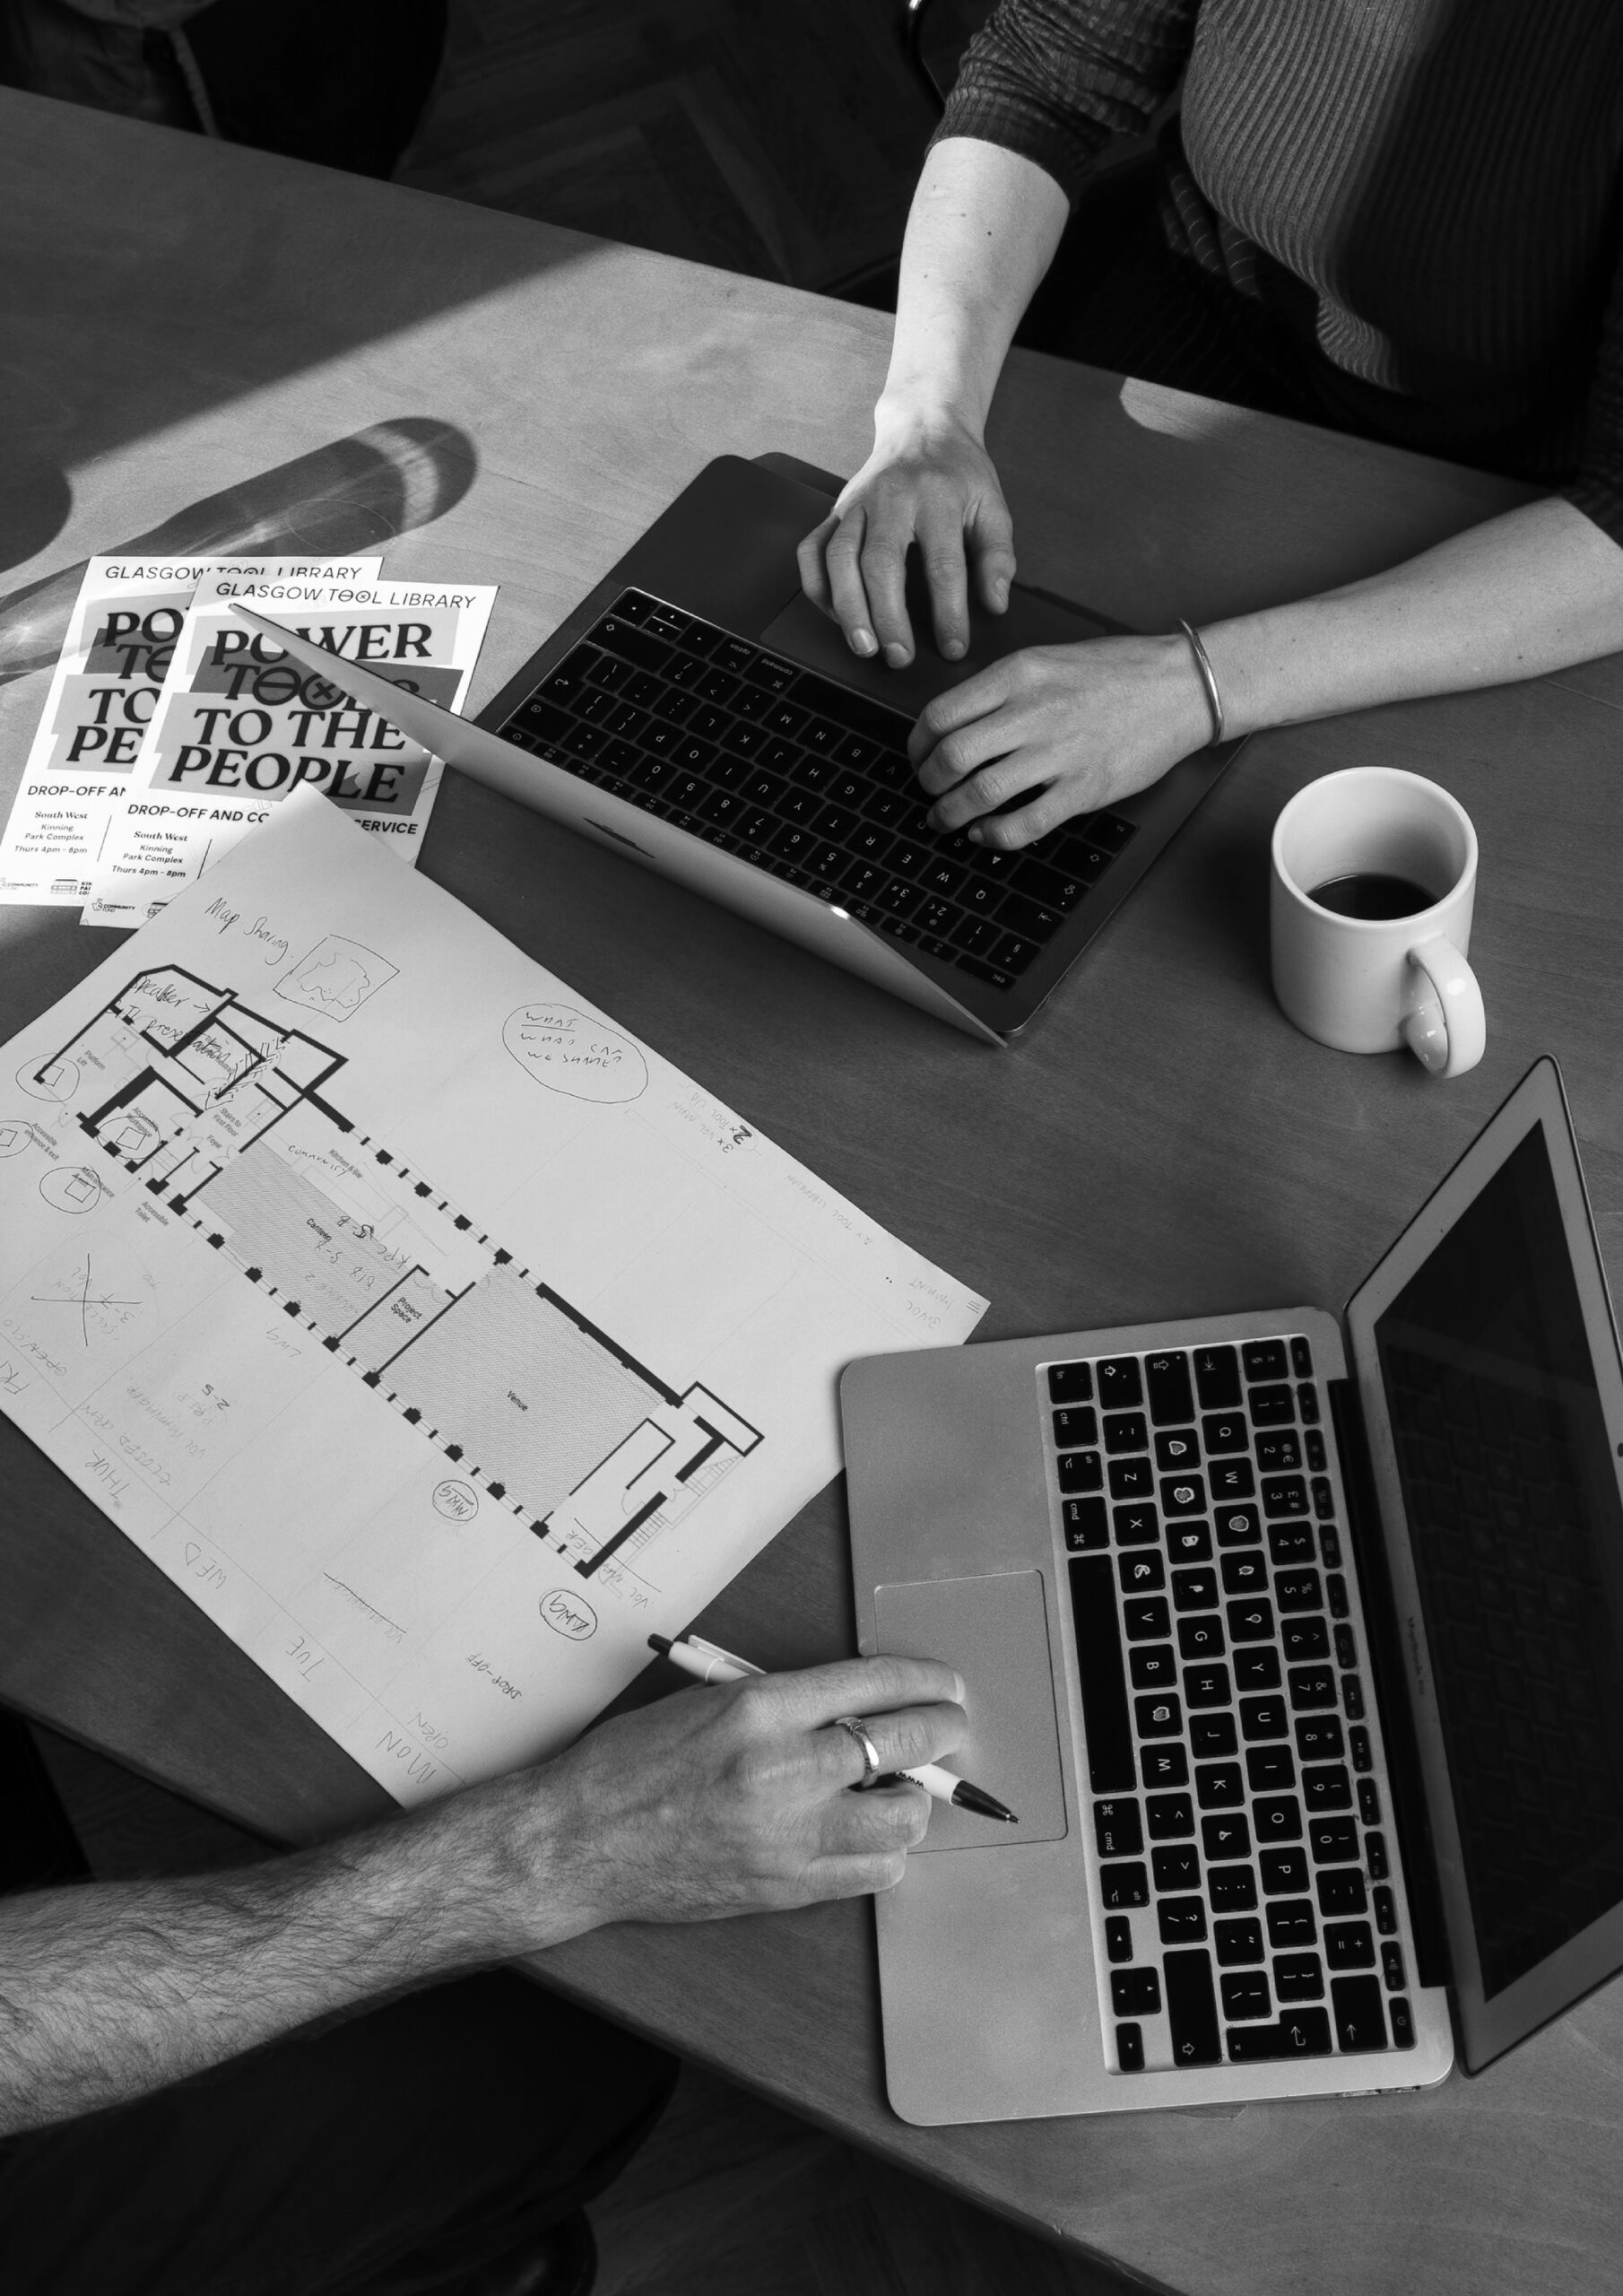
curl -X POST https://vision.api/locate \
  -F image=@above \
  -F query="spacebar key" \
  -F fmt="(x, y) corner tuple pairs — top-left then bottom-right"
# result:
(1067, 1556), (1135, 1793)
(1163, 1949), (1222, 2066)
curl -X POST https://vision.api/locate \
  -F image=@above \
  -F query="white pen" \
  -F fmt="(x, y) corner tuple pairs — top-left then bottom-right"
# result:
(647, 1633), (1018, 1823)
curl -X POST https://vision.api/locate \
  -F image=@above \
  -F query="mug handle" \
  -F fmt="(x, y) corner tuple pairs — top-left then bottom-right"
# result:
(1401, 935), (1486, 1078)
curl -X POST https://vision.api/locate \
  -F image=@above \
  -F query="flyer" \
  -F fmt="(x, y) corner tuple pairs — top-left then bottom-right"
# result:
(0, 555), (382, 906)
(82, 573), (495, 927)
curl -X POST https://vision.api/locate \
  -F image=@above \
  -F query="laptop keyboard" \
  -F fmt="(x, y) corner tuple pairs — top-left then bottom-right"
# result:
(1042, 1335), (1422, 2076)
(495, 587), (1138, 996)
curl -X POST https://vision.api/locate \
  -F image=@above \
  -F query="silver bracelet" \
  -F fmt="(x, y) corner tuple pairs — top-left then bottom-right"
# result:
(1177, 620), (1225, 747)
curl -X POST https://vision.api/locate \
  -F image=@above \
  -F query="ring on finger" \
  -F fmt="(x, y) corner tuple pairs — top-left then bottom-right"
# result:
(831, 1714), (884, 1790)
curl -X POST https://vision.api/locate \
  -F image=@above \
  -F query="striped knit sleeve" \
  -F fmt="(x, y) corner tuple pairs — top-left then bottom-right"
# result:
(933, 0), (1201, 202)
(1563, 239), (1623, 546)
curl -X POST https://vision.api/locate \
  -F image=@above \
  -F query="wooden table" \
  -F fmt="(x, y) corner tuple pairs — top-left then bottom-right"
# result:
(4, 88), (1622, 2296)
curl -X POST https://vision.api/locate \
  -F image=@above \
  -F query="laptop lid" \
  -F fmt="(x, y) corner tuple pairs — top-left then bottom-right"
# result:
(1345, 1057), (1623, 2069)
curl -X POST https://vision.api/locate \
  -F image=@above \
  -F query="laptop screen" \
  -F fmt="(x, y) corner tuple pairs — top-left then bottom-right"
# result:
(1372, 1120), (1623, 2001)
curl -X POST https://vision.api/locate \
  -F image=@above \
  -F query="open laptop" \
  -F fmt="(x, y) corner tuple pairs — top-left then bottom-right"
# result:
(840, 1057), (1623, 2120)
(232, 452), (1243, 1045)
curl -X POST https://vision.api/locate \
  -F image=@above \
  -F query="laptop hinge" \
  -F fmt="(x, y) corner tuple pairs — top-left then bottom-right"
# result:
(1328, 1375), (1452, 1992)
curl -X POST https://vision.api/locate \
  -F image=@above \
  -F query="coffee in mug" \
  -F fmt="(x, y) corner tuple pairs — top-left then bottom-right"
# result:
(1270, 768), (1485, 1077)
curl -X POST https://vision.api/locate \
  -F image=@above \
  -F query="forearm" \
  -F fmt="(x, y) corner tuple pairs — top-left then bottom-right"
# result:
(880, 137), (1070, 439)
(1206, 497), (1623, 738)
(0, 1779), (568, 2135)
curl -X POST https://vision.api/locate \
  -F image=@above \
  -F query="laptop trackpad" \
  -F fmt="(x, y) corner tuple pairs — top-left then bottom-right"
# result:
(873, 1571), (1068, 1851)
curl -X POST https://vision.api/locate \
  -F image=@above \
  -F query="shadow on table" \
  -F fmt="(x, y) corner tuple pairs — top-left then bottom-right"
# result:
(0, 417), (477, 683)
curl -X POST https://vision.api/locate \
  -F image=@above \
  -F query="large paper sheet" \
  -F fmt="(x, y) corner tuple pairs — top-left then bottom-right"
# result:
(82, 574), (494, 927)
(0, 555), (382, 906)
(0, 790), (986, 1802)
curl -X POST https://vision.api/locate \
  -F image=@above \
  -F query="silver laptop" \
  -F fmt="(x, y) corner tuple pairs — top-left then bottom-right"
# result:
(231, 452), (1242, 1045)
(840, 1057), (1623, 2120)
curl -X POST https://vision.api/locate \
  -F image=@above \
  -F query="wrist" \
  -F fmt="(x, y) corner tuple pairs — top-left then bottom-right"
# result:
(872, 387), (985, 454)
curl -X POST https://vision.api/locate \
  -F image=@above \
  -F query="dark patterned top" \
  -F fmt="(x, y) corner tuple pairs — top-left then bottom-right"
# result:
(937, 0), (1623, 535)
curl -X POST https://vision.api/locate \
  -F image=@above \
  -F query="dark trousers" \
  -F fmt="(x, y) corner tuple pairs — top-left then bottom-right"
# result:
(0, 1972), (676, 2295)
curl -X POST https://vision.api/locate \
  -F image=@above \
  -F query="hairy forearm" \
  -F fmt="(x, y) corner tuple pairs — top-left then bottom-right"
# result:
(881, 138), (1069, 438)
(0, 1778), (571, 2135)
(1205, 497), (1623, 737)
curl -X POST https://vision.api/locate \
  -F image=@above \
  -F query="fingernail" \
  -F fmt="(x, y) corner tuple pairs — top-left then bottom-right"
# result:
(994, 579), (1010, 606)
(884, 642), (912, 668)
(952, 1673), (967, 1704)
(851, 629), (877, 657)
(942, 639), (965, 661)
(967, 826), (985, 845)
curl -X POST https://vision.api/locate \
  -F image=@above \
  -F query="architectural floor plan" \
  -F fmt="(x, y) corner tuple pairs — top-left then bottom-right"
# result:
(50, 962), (762, 1588)
(0, 793), (985, 1799)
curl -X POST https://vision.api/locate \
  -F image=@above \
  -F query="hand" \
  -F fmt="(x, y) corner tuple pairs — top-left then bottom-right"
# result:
(505, 1656), (967, 1936)
(911, 633), (1213, 848)
(796, 411), (1015, 668)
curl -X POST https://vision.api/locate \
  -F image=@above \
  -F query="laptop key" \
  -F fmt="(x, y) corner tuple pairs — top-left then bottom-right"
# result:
(1226, 2007), (1332, 2061)
(1216, 1506), (1262, 1547)
(1241, 1695), (1289, 1740)
(1118, 1349), (1185, 1433)
(1221, 1970), (1271, 2019)
(1260, 1848), (1308, 1894)
(1316, 1870), (1367, 1917)
(1172, 1567), (1219, 1611)
(1093, 1798), (1143, 1857)
(1105, 1411), (1148, 1454)
(1202, 1813), (1251, 1860)
(1141, 1744), (1189, 1787)
(1112, 1968), (1163, 2016)
(1234, 1648), (1283, 1690)
(1202, 1411), (1248, 1452)
(1209, 1459), (1255, 1500)
(1190, 1714), (1237, 1758)
(1063, 1497), (1108, 1551)
(1276, 1569), (1323, 1611)
(1195, 1761), (1243, 1808)
(1161, 1474), (1206, 1516)
(1268, 1524), (1316, 1567)
(1243, 1341), (1289, 1382)
(1210, 1866), (1259, 1912)
(1146, 1793), (1195, 1839)
(1115, 2022), (1146, 2071)
(1109, 1459), (1155, 1501)
(1105, 1915), (1133, 1962)
(1245, 1746), (1295, 1793)
(1289, 1666), (1337, 1710)
(1273, 1953), (1324, 2001)
(1164, 1950), (1223, 2066)
(1184, 1665), (1232, 1709)
(1366, 1832), (1389, 1878)
(1372, 1884), (1397, 1934)
(1070, 1554), (1135, 1791)
(1266, 1900), (1316, 1948)
(1331, 1975), (1387, 2050)
(1124, 1596), (1170, 1639)
(1159, 1897), (1208, 1944)
(1309, 1818), (1360, 1864)
(1214, 1919), (1264, 1966)
(1193, 1345), (1242, 1408)
(1388, 1997), (1416, 2048)
(1130, 1646), (1177, 1691)
(1282, 1620), (1331, 1664)
(1251, 1386), (1297, 1427)
(1118, 1551), (1165, 1591)
(1177, 1613), (1222, 1658)
(1252, 1796), (1303, 1842)
(1152, 1844), (1201, 1891)
(1098, 1862), (1150, 1908)
(1227, 1596), (1275, 1642)
(1098, 1357), (1144, 1408)
(1048, 1362), (1093, 1403)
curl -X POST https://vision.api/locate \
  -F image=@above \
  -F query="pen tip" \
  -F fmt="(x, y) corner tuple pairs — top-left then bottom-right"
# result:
(647, 1634), (672, 1656)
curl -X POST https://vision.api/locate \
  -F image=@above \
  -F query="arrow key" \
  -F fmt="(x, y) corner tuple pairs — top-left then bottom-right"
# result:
(1331, 1973), (1389, 2052)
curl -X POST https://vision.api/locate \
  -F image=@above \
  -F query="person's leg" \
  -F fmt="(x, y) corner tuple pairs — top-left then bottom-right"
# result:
(0, 1970), (675, 2296)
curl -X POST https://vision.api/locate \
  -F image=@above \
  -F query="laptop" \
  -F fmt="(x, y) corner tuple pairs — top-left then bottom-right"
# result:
(840, 1057), (1623, 2120)
(231, 451), (1243, 1045)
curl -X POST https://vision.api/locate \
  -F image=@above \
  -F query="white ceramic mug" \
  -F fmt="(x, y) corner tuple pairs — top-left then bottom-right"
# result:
(1270, 767), (1486, 1078)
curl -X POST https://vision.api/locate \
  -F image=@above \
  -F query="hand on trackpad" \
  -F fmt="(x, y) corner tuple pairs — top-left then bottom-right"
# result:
(872, 1570), (1068, 1851)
